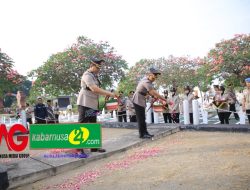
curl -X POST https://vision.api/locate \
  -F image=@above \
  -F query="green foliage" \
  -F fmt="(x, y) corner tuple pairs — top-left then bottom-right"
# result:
(0, 49), (25, 97)
(29, 36), (128, 97)
(119, 56), (207, 91)
(207, 34), (250, 86)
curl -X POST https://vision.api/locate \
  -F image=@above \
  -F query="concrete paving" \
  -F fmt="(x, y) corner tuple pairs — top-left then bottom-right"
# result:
(1, 123), (180, 189)
(1, 122), (250, 189)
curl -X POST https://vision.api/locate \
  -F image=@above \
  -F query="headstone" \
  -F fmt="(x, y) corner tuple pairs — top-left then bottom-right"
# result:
(146, 102), (152, 124)
(183, 100), (190, 124)
(192, 99), (199, 125)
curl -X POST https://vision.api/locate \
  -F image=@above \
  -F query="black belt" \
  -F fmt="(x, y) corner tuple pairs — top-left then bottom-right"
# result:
(139, 92), (147, 96)
(82, 87), (91, 91)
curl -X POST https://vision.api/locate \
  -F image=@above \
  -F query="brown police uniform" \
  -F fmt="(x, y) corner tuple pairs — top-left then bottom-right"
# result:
(77, 70), (100, 123)
(132, 77), (154, 137)
(213, 93), (231, 124)
(117, 95), (127, 122)
(169, 93), (181, 123)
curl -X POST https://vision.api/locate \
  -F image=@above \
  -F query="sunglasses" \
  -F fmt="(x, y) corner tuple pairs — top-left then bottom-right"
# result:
(94, 64), (101, 69)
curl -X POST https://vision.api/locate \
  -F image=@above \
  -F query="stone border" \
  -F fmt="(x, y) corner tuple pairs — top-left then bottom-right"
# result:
(181, 124), (250, 133)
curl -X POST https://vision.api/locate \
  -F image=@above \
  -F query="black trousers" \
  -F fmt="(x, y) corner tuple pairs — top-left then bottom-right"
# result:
(246, 110), (250, 124)
(47, 120), (56, 124)
(27, 118), (32, 124)
(78, 105), (97, 152)
(189, 113), (193, 124)
(163, 113), (172, 123)
(172, 113), (180, 123)
(78, 105), (97, 123)
(129, 115), (137, 122)
(218, 112), (230, 124)
(55, 114), (59, 123)
(36, 119), (46, 124)
(134, 103), (148, 137)
(118, 111), (127, 122)
(229, 104), (239, 120)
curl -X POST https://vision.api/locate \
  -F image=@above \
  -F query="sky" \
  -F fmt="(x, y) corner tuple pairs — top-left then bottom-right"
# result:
(0, 0), (250, 76)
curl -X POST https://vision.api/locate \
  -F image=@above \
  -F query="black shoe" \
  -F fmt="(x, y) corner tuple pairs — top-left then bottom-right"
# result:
(91, 148), (106, 153)
(145, 133), (154, 137)
(140, 134), (152, 139)
(97, 148), (106, 153)
(91, 148), (98, 152)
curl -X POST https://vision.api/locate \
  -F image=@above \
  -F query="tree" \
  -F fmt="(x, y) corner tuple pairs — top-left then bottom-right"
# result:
(207, 34), (250, 86)
(118, 56), (208, 93)
(0, 49), (25, 108)
(29, 36), (128, 98)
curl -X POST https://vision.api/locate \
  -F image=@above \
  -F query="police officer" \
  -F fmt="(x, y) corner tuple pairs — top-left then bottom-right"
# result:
(34, 97), (48, 124)
(77, 58), (117, 153)
(117, 91), (127, 122)
(162, 90), (172, 123)
(127, 90), (137, 122)
(132, 68), (167, 138)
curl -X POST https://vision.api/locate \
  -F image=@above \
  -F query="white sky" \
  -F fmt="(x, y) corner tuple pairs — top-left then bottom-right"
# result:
(0, 0), (250, 75)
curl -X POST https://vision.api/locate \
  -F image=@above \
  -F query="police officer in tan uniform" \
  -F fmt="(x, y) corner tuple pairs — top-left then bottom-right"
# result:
(132, 68), (167, 139)
(127, 91), (137, 122)
(77, 58), (117, 153)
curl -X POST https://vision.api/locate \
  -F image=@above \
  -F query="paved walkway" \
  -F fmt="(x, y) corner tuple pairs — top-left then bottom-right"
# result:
(1, 124), (180, 189)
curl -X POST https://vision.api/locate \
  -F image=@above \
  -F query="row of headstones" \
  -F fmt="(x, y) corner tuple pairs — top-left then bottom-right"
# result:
(145, 100), (246, 125)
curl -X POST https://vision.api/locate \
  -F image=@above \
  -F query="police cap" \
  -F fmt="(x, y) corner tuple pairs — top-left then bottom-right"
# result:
(149, 67), (161, 75)
(91, 57), (105, 65)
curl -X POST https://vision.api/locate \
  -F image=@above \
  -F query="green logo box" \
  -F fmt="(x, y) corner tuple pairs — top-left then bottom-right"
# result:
(29, 123), (101, 149)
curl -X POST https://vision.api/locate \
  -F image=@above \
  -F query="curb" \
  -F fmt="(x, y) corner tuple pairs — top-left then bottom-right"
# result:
(180, 124), (250, 133)
(8, 127), (180, 189)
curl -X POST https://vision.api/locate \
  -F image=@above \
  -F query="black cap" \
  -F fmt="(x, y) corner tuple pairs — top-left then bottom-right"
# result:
(163, 90), (168, 94)
(91, 57), (105, 65)
(149, 67), (161, 75)
(184, 86), (191, 91)
(170, 87), (177, 92)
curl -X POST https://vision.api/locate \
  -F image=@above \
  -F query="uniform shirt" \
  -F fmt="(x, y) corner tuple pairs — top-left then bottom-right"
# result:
(243, 89), (250, 110)
(213, 93), (231, 112)
(118, 96), (127, 112)
(34, 103), (48, 120)
(132, 77), (154, 108)
(169, 94), (180, 113)
(182, 93), (194, 113)
(46, 105), (55, 121)
(227, 90), (237, 104)
(126, 98), (135, 116)
(25, 106), (33, 119)
(162, 96), (171, 113)
(77, 70), (100, 110)
(53, 106), (60, 115)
